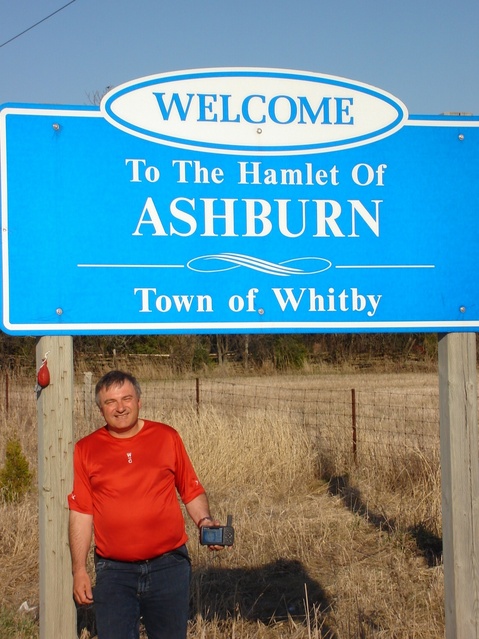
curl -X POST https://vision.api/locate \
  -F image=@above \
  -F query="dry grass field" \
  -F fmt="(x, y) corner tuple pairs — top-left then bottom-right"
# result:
(0, 367), (446, 638)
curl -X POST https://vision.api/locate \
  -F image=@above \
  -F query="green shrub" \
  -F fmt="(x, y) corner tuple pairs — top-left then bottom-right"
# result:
(274, 335), (308, 370)
(0, 439), (33, 503)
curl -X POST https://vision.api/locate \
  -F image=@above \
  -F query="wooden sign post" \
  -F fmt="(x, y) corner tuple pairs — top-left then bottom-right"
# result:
(36, 335), (76, 639)
(438, 332), (479, 638)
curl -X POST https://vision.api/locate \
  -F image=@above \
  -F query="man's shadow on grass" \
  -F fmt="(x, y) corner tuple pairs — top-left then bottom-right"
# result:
(77, 559), (336, 638)
(327, 475), (442, 567)
(190, 558), (337, 637)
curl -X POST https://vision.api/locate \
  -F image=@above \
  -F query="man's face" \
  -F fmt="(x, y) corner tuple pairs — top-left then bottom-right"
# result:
(97, 380), (142, 438)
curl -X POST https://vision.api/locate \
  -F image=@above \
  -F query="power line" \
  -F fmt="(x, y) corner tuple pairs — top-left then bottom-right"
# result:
(0, 0), (79, 49)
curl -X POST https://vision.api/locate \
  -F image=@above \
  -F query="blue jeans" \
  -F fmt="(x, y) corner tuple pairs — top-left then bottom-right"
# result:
(93, 545), (191, 639)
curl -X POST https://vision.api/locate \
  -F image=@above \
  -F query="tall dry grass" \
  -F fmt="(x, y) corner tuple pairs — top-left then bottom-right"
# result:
(0, 371), (445, 637)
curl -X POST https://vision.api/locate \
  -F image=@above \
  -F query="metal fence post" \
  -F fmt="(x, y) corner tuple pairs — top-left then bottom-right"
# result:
(84, 371), (93, 424)
(5, 370), (9, 415)
(351, 388), (357, 465)
(196, 377), (200, 416)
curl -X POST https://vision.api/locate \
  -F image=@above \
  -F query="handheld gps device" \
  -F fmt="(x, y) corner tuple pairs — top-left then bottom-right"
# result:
(199, 514), (235, 546)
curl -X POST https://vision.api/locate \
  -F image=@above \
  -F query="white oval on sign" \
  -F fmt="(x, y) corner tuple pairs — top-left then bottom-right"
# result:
(101, 68), (408, 155)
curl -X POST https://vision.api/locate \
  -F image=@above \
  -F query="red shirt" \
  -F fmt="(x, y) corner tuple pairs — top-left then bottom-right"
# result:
(68, 420), (205, 561)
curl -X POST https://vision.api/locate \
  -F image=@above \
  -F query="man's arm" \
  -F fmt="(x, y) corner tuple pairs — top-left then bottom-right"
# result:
(185, 493), (227, 551)
(184, 492), (214, 527)
(69, 510), (94, 605)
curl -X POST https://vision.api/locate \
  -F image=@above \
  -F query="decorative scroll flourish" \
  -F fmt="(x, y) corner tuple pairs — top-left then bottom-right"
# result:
(186, 253), (332, 276)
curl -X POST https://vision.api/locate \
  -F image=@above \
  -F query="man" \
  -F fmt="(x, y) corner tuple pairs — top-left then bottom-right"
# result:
(68, 370), (220, 639)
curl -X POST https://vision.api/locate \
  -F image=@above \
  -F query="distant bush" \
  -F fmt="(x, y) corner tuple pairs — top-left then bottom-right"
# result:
(274, 335), (308, 370)
(0, 439), (34, 503)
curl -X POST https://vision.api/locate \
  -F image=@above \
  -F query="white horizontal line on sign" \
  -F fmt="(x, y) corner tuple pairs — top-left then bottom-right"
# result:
(4, 320), (479, 332)
(77, 264), (184, 268)
(335, 264), (435, 269)
(77, 263), (435, 270)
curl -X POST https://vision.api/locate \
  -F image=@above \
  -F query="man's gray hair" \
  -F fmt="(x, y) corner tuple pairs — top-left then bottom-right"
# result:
(95, 370), (142, 407)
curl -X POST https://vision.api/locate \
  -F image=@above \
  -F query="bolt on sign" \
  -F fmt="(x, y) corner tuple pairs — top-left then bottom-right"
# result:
(1, 68), (478, 335)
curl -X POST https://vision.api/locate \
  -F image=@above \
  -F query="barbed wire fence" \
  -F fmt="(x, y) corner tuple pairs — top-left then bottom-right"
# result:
(73, 374), (442, 476)
(0, 372), (444, 461)
(0, 366), (454, 503)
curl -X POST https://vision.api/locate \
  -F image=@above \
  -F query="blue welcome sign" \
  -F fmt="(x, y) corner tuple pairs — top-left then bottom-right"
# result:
(1, 68), (478, 335)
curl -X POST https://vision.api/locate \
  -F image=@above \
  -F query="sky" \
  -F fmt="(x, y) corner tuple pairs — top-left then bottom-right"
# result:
(0, 0), (478, 116)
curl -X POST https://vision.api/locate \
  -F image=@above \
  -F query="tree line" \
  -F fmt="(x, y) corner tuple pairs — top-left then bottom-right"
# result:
(0, 332), (444, 373)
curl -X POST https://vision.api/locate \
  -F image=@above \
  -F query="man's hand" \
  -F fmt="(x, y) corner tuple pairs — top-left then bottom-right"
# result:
(185, 494), (230, 550)
(199, 518), (228, 552)
(72, 567), (94, 605)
